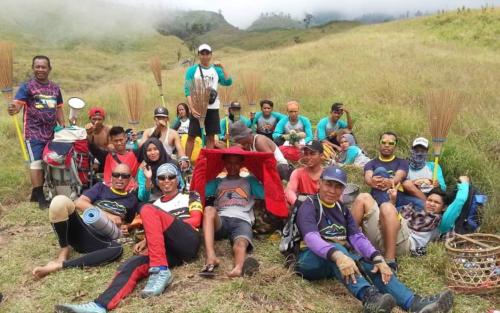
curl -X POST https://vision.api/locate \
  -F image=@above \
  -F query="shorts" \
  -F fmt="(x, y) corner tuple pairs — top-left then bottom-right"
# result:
(215, 216), (253, 252)
(362, 202), (411, 256)
(26, 139), (48, 162)
(188, 109), (220, 137)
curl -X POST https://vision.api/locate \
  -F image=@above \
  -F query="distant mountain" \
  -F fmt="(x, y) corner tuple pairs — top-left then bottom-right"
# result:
(157, 10), (237, 39)
(247, 12), (304, 31)
(309, 11), (345, 26)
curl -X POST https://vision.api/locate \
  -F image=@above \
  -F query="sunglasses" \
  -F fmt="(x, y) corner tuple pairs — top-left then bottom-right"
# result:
(111, 172), (131, 179)
(380, 140), (396, 146)
(157, 174), (177, 181)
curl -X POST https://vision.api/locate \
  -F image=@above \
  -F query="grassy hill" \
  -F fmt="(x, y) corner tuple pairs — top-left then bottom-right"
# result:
(1, 7), (499, 313)
(247, 13), (304, 31)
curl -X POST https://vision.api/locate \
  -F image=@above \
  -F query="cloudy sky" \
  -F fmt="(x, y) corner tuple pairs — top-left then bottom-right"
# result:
(120, 0), (499, 28)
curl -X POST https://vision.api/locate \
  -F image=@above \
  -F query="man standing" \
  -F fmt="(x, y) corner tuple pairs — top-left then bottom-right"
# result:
(7, 55), (64, 208)
(364, 132), (423, 209)
(184, 44), (233, 156)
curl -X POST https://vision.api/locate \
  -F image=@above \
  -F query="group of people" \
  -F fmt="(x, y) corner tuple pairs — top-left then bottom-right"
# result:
(4, 44), (470, 313)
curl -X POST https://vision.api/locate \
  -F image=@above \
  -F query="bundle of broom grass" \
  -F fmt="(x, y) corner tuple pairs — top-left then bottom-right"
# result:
(190, 80), (210, 134)
(121, 81), (144, 125)
(149, 56), (165, 106)
(242, 72), (261, 115)
(0, 41), (29, 162)
(219, 85), (233, 115)
(425, 89), (464, 181)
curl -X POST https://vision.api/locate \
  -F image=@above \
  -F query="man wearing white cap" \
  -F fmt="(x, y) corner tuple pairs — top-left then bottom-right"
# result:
(402, 137), (446, 202)
(184, 44), (233, 156)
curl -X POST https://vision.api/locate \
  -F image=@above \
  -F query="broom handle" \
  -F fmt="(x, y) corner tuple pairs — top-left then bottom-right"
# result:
(455, 233), (492, 249)
(12, 115), (29, 162)
(226, 117), (229, 148)
(432, 156), (439, 182)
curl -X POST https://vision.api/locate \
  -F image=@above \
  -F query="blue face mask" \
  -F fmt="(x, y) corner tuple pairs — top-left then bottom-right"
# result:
(409, 150), (428, 170)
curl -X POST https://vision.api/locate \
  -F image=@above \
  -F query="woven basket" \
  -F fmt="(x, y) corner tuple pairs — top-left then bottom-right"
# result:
(445, 233), (500, 294)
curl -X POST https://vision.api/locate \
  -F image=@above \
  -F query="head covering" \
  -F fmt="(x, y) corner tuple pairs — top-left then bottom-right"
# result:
(320, 166), (347, 187)
(88, 107), (106, 119)
(412, 137), (429, 149)
(302, 140), (324, 153)
(198, 44), (212, 53)
(154, 106), (169, 117)
(141, 137), (172, 187)
(156, 163), (185, 191)
(230, 121), (252, 142)
(409, 149), (428, 170)
(341, 134), (356, 147)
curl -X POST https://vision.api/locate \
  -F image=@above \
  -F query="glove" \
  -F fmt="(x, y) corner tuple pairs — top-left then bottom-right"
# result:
(332, 251), (361, 284)
(371, 255), (393, 285)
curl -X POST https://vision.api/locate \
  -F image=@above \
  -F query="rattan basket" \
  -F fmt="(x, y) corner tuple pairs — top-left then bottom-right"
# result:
(445, 233), (500, 294)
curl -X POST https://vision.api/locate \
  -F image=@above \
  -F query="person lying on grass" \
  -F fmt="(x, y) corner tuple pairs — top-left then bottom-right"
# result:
(285, 140), (324, 206)
(294, 166), (454, 313)
(32, 164), (139, 279)
(55, 163), (203, 313)
(200, 153), (263, 278)
(350, 176), (469, 271)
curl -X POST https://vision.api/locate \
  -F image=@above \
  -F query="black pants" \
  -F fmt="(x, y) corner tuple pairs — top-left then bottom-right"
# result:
(52, 212), (123, 269)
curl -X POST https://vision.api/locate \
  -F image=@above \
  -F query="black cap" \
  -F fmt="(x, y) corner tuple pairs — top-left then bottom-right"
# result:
(229, 101), (242, 109)
(302, 140), (324, 153)
(154, 106), (169, 117)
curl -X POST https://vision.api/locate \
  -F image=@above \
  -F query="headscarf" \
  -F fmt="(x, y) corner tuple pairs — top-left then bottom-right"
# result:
(141, 137), (172, 188)
(409, 148), (428, 170)
(336, 134), (356, 163)
(156, 163), (185, 191)
(341, 134), (356, 147)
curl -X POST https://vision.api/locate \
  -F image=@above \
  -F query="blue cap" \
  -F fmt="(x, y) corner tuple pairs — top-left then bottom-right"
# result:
(320, 166), (347, 187)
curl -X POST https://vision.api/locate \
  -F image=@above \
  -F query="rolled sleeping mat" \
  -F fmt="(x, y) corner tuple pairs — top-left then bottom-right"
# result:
(82, 207), (122, 240)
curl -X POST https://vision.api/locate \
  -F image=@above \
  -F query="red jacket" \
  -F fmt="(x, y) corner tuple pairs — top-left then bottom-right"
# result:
(191, 147), (288, 218)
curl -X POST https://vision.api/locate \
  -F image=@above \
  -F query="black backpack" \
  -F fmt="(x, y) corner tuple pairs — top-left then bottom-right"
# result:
(279, 195), (346, 267)
(454, 184), (487, 234)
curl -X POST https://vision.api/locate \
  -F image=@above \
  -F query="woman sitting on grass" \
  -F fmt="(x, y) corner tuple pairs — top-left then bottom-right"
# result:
(335, 133), (370, 167)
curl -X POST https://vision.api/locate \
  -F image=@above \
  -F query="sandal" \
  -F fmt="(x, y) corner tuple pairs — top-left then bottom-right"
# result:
(242, 257), (259, 277)
(199, 264), (218, 278)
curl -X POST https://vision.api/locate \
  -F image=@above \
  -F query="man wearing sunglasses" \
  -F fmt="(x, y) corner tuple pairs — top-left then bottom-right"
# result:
(32, 164), (139, 280)
(316, 102), (353, 149)
(56, 163), (202, 312)
(364, 132), (423, 210)
(184, 44), (233, 157)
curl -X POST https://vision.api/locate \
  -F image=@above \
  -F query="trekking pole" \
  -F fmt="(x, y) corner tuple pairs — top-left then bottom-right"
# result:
(2, 88), (29, 162)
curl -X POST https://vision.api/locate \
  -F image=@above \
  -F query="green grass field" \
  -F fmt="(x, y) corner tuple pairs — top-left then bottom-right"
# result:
(0, 8), (499, 313)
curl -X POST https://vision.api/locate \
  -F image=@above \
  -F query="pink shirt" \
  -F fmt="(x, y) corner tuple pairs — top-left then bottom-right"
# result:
(285, 167), (320, 205)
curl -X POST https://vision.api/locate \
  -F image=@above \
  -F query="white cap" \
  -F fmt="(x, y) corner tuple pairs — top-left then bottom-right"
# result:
(198, 44), (212, 53)
(412, 137), (429, 148)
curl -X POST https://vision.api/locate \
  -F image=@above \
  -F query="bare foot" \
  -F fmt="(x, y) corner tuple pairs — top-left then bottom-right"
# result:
(32, 260), (63, 279)
(56, 247), (70, 263)
(227, 266), (243, 278)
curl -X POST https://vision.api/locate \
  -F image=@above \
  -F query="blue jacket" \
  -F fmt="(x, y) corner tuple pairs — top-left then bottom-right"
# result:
(272, 115), (313, 143)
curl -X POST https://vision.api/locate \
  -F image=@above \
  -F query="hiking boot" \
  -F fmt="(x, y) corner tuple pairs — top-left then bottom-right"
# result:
(362, 286), (396, 313)
(33, 186), (49, 209)
(30, 188), (37, 202)
(141, 267), (173, 298)
(409, 290), (454, 313)
(54, 302), (107, 313)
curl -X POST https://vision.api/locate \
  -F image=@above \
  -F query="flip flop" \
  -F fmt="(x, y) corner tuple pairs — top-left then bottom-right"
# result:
(242, 257), (259, 277)
(199, 264), (218, 278)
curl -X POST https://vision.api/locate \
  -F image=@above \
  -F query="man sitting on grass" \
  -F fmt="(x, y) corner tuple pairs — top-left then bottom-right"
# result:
(350, 176), (469, 271)
(199, 153), (263, 278)
(295, 166), (454, 313)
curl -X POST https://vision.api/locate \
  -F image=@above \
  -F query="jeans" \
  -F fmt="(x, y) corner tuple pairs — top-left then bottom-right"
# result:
(371, 167), (424, 210)
(295, 244), (414, 310)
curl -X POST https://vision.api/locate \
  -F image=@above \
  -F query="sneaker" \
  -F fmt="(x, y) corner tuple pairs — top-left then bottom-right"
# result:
(54, 302), (107, 313)
(362, 286), (396, 313)
(33, 186), (49, 209)
(409, 290), (454, 313)
(141, 267), (173, 298)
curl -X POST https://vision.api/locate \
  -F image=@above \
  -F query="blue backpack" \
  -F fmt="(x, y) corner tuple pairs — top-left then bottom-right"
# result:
(454, 185), (487, 234)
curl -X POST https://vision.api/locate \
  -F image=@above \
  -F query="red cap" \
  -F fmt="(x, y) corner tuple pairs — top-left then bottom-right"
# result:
(88, 107), (106, 119)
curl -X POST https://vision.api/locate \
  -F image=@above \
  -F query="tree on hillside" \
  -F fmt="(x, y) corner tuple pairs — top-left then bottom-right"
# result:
(303, 13), (314, 28)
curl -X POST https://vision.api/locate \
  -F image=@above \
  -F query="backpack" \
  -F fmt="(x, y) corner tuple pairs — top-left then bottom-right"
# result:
(454, 184), (487, 234)
(279, 195), (345, 267)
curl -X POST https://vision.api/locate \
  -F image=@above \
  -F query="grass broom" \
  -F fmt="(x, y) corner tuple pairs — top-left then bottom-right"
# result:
(425, 89), (463, 181)
(121, 81), (144, 125)
(190, 80), (210, 137)
(242, 72), (261, 117)
(218, 85), (234, 147)
(149, 56), (165, 106)
(0, 42), (29, 162)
